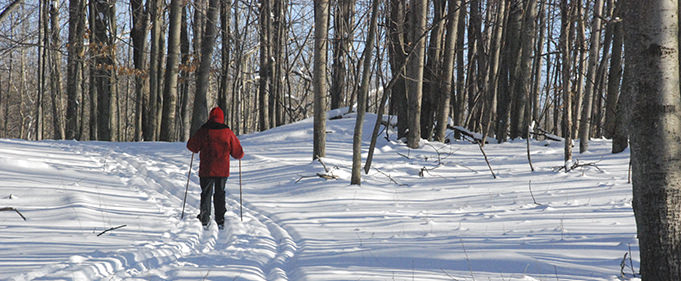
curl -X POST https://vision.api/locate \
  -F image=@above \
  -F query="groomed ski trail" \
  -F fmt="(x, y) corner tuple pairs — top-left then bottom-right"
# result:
(12, 142), (297, 281)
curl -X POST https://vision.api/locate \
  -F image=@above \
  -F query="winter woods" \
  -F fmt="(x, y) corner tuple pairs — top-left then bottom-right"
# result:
(0, 0), (628, 154)
(2, 0), (681, 279)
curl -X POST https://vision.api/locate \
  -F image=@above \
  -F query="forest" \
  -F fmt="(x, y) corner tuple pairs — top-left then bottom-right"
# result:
(1, 0), (680, 280)
(0, 0), (627, 156)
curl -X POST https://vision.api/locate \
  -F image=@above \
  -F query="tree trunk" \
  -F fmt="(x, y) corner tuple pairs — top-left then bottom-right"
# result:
(406, 0), (427, 149)
(313, 0), (329, 159)
(177, 5), (190, 140)
(501, 1), (522, 142)
(66, 0), (85, 140)
(218, 0), (231, 117)
(160, 0), (183, 141)
(91, 0), (116, 141)
(258, 0), (272, 131)
(131, 0), (148, 142)
(517, 0), (538, 141)
(434, 0), (462, 142)
(480, 0), (506, 146)
(572, 2), (587, 139)
(578, 0), (604, 153)
(604, 0), (623, 139)
(351, 0), (379, 185)
(330, 0), (354, 110)
(387, 0), (409, 139)
(624, 1), (681, 280)
(36, 0), (46, 140)
(48, 0), (64, 140)
(146, 0), (163, 141)
(560, 0), (573, 167)
(190, 0), (220, 136)
(421, 0), (445, 141)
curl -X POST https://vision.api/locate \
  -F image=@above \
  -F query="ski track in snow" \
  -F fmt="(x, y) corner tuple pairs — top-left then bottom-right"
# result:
(0, 112), (641, 281)
(7, 141), (297, 281)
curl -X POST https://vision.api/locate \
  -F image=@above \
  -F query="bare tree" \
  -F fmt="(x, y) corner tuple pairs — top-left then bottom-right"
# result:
(48, 0), (64, 140)
(560, 0), (574, 168)
(130, 0), (148, 141)
(160, 0), (183, 141)
(331, 0), (355, 110)
(351, 0), (379, 185)
(313, 0), (329, 159)
(146, 0), (163, 140)
(578, 0), (604, 153)
(190, 0), (220, 135)
(624, 0), (681, 279)
(258, 0), (272, 131)
(406, 0), (427, 148)
(434, 0), (462, 142)
(66, 0), (86, 140)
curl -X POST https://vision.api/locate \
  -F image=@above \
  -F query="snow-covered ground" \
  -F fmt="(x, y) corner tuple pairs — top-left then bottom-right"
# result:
(0, 112), (639, 281)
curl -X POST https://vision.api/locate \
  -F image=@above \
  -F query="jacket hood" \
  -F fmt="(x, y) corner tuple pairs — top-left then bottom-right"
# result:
(209, 107), (224, 124)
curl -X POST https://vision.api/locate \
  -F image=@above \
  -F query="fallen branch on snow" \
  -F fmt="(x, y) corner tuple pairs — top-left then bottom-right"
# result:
(97, 224), (127, 237)
(296, 157), (339, 183)
(553, 160), (603, 173)
(0, 207), (26, 221)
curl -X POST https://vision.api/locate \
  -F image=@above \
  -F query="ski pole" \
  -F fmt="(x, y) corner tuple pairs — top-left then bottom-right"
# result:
(239, 159), (243, 222)
(181, 153), (195, 219)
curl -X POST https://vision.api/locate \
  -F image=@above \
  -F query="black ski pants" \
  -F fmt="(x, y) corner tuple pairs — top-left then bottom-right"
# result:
(198, 177), (227, 226)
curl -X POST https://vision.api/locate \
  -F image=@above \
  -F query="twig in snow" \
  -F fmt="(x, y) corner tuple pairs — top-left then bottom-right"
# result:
(460, 238), (476, 281)
(553, 160), (602, 173)
(295, 173), (339, 183)
(440, 269), (462, 281)
(0, 207), (26, 220)
(316, 157), (331, 173)
(373, 167), (406, 186)
(477, 141), (496, 179)
(97, 224), (127, 237)
(528, 180), (541, 205)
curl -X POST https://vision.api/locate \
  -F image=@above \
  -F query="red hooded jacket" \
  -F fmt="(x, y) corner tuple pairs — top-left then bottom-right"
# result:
(187, 107), (244, 177)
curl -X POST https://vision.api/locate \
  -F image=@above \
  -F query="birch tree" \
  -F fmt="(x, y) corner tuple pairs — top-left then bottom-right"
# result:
(624, 0), (681, 279)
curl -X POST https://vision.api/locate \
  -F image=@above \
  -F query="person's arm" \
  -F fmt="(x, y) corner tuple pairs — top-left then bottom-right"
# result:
(229, 131), (244, 159)
(187, 129), (204, 153)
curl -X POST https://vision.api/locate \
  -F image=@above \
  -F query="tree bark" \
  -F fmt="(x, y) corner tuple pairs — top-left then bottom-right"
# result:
(330, 0), (354, 110)
(560, 0), (573, 168)
(421, 0), (445, 141)
(190, 0), (220, 136)
(66, 0), (85, 140)
(351, 0), (378, 185)
(480, 0), (506, 146)
(313, 0), (329, 159)
(258, 0), (272, 131)
(578, 0), (604, 153)
(406, 0), (427, 149)
(146, 0), (163, 141)
(218, 0), (232, 117)
(130, 0), (148, 142)
(604, 0), (623, 139)
(387, 0), (409, 139)
(92, 0), (116, 141)
(48, 0), (64, 140)
(160, 0), (183, 141)
(434, 0), (462, 142)
(624, 1), (681, 279)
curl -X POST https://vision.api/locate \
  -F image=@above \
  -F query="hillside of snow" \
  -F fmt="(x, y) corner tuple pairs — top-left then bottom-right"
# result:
(0, 112), (639, 281)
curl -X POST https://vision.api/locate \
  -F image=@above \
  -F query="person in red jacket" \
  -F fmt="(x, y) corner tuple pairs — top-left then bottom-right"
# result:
(187, 107), (244, 230)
